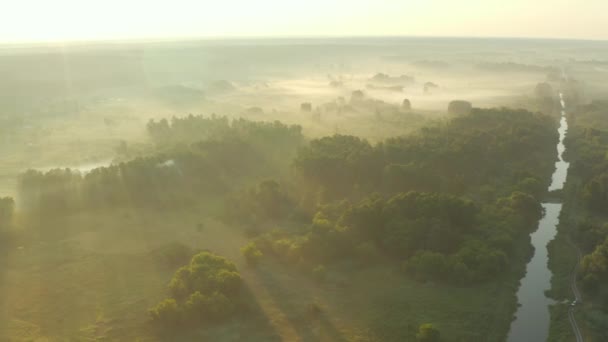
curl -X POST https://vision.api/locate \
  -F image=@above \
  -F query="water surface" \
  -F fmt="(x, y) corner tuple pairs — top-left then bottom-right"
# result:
(507, 93), (568, 342)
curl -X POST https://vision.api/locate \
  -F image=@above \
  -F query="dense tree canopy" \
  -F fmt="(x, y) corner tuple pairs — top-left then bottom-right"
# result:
(295, 108), (556, 200)
(18, 116), (304, 214)
(149, 251), (244, 328)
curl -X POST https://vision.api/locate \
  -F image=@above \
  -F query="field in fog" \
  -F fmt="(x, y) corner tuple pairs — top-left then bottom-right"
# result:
(0, 37), (589, 196)
(2, 37), (608, 341)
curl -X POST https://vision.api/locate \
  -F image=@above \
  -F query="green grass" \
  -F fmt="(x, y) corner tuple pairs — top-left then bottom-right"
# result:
(0, 204), (536, 342)
(547, 305), (575, 342)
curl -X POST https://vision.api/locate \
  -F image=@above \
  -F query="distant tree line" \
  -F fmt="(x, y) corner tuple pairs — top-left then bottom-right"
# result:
(18, 116), (304, 214)
(293, 108), (556, 202)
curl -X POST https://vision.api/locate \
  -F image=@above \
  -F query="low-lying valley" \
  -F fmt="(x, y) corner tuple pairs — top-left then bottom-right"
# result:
(1, 37), (608, 342)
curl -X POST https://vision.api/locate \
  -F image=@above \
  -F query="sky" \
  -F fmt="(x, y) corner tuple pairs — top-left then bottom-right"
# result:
(1, 0), (607, 43)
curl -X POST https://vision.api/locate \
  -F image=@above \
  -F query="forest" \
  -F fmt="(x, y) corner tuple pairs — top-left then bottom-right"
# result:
(3, 35), (607, 342)
(551, 99), (608, 341)
(5, 104), (560, 341)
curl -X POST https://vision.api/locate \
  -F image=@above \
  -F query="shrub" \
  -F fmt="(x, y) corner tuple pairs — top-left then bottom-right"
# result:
(151, 251), (243, 329)
(149, 298), (182, 327)
(241, 242), (263, 265)
(184, 291), (235, 322)
(416, 323), (441, 342)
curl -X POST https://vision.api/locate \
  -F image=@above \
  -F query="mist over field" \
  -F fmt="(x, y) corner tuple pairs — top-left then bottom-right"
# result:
(2, 37), (608, 341)
(1, 38), (604, 194)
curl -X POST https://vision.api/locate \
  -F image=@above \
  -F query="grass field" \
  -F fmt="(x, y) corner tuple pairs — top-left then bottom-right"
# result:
(0, 202), (536, 342)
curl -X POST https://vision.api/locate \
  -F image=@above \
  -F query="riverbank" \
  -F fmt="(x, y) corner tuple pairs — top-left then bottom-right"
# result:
(506, 92), (570, 341)
(546, 92), (604, 341)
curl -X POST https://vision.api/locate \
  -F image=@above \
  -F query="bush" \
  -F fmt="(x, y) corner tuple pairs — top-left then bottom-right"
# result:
(151, 251), (243, 329)
(416, 323), (441, 342)
(149, 299), (182, 327)
(184, 291), (235, 322)
(241, 242), (263, 265)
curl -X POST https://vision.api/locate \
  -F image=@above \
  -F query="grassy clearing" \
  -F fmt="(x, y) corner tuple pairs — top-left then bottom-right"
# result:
(0, 204), (534, 341)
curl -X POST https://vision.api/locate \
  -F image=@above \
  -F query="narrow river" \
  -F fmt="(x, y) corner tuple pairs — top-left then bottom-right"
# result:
(507, 92), (569, 342)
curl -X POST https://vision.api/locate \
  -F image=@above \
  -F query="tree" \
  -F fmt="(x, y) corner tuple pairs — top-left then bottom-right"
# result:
(580, 237), (608, 293)
(448, 100), (472, 115)
(301, 102), (312, 112)
(350, 90), (365, 103)
(152, 251), (243, 328)
(149, 298), (182, 327)
(416, 323), (441, 342)
(424, 82), (439, 94)
(241, 242), (263, 265)
(293, 135), (380, 198)
(502, 191), (543, 225)
(404, 251), (448, 281)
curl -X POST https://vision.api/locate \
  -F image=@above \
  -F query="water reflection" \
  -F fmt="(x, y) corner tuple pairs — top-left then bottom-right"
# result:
(508, 92), (568, 341)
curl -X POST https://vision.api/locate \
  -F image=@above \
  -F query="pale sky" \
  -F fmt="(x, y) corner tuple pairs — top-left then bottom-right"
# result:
(1, 0), (607, 43)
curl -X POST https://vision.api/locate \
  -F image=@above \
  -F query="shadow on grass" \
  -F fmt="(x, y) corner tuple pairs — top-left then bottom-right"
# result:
(251, 261), (349, 342)
(155, 282), (282, 342)
(318, 312), (349, 342)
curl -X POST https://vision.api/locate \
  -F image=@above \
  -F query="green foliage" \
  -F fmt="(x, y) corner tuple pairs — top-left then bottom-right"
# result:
(404, 251), (449, 282)
(582, 172), (608, 212)
(184, 291), (234, 322)
(252, 187), (535, 285)
(293, 134), (380, 199)
(565, 120), (608, 216)
(19, 116), (304, 215)
(224, 180), (295, 225)
(499, 191), (544, 225)
(294, 108), (556, 200)
(576, 220), (608, 252)
(241, 242), (263, 265)
(550, 100), (608, 342)
(147, 115), (303, 155)
(580, 237), (608, 293)
(151, 251), (243, 329)
(149, 299), (182, 328)
(403, 240), (509, 284)
(416, 323), (441, 342)
(516, 177), (544, 199)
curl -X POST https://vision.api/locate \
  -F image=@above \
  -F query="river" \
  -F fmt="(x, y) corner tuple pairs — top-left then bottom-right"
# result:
(507, 92), (569, 342)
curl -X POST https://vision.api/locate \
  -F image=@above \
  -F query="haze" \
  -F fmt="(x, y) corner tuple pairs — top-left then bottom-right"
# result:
(2, 0), (608, 43)
(3, 3), (608, 342)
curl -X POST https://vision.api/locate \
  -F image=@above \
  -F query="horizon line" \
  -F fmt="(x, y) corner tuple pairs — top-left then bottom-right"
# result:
(1, 34), (607, 47)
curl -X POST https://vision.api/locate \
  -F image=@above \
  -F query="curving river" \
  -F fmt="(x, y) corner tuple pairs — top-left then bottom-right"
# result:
(507, 92), (569, 342)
